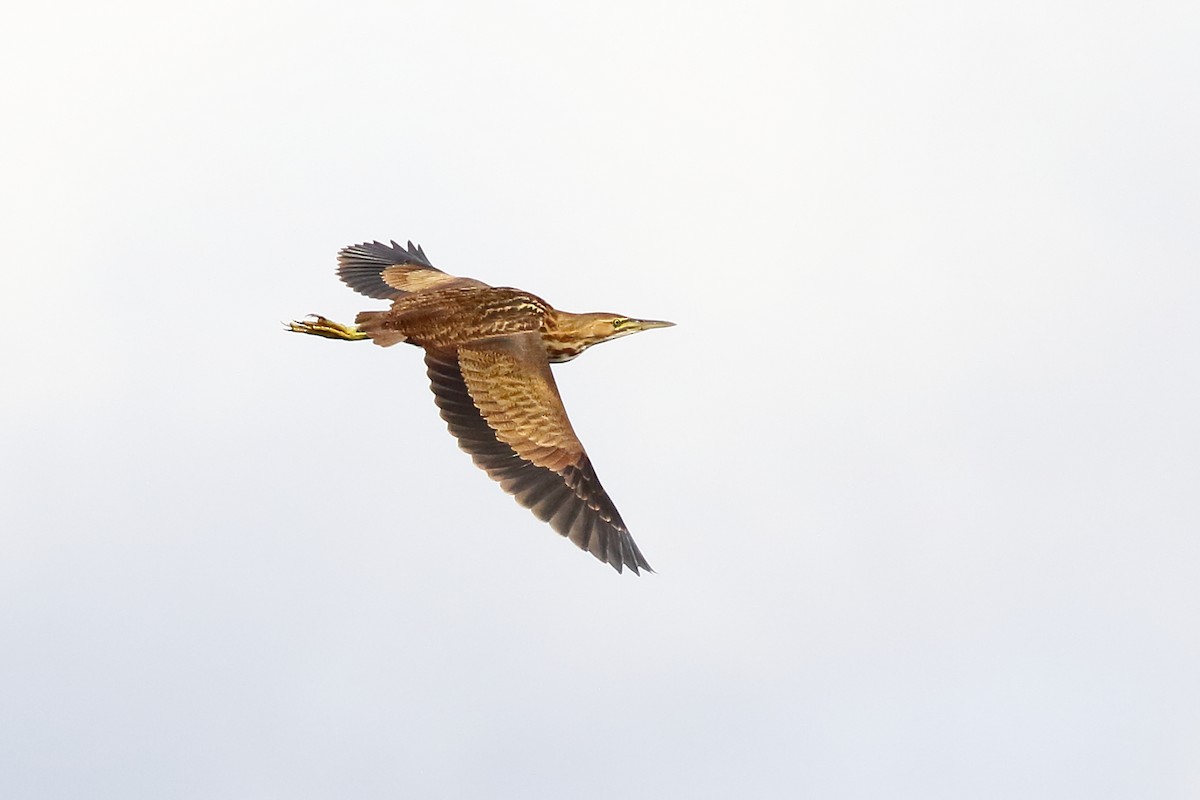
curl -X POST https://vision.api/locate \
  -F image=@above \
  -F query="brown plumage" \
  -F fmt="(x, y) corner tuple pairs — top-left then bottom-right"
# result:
(287, 240), (673, 574)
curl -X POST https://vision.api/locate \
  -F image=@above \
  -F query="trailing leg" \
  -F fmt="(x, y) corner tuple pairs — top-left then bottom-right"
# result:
(285, 315), (369, 341)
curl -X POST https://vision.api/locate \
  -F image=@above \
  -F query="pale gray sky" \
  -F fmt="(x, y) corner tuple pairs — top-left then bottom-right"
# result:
(3, 1), (1199, 797)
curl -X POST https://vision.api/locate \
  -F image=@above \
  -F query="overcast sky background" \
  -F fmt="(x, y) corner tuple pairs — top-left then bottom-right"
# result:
(2, 1), (1199, 797)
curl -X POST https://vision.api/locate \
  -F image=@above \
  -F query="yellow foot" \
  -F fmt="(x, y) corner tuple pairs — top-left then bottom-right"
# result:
(285, 315), (369, 341)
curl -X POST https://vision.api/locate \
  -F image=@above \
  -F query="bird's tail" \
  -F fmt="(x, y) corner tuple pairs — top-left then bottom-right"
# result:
(354, 310), (408, 347)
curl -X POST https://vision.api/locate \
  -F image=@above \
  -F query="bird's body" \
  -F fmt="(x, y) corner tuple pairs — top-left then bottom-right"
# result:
(288, 240), (672, 574)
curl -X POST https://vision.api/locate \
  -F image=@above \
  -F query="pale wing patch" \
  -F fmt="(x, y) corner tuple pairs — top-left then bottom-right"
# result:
(381, 265), (487, 293)
(457, 334), (584, 473)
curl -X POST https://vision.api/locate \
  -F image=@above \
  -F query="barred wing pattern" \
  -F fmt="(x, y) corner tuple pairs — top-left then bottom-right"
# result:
(425, 342), (652, 574)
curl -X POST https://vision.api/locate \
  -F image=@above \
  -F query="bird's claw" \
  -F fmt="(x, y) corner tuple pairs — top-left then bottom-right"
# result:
(285, 315), (368, 341)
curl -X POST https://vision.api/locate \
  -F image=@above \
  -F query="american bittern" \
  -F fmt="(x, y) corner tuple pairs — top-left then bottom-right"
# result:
(287, 240), (673, 574)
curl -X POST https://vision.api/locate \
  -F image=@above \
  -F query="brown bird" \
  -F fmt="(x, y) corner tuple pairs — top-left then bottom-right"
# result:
(287, 240), (673, 574)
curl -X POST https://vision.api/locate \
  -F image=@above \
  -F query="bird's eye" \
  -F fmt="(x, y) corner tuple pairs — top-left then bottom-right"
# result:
(612, 318), (628, 329)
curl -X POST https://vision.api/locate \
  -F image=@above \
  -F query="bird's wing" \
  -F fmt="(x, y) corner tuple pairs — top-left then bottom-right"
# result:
(338, 240), (487, 300)
(424, 334), (652, 574)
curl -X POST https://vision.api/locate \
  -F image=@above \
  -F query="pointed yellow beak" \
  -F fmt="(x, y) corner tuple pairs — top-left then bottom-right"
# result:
(630, 318), (675, 331)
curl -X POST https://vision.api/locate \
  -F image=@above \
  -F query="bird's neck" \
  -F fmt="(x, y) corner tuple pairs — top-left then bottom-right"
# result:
(540, 310), (596, 363)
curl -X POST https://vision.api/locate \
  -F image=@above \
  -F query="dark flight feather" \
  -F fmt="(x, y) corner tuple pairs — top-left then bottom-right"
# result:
(424, 349), (652, 574)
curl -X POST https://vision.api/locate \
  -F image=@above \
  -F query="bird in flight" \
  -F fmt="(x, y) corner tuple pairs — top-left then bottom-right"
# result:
(287, 240), (673, 574)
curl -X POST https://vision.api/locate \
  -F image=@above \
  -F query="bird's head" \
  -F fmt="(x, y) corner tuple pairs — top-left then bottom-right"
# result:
(543, 310), (674, 362)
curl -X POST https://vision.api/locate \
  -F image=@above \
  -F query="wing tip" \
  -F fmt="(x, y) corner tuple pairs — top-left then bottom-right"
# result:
(608, 532), (653, 575)
(338, 239), (433, 268)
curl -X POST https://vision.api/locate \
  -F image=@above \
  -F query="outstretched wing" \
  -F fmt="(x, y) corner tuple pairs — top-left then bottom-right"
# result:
(424, 333), (652, 574)
(338, 240), (487, 300)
